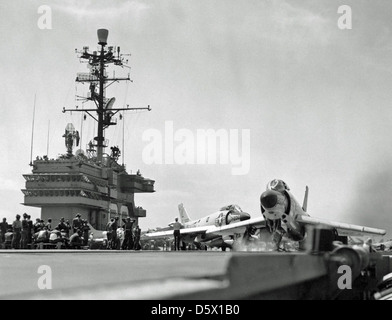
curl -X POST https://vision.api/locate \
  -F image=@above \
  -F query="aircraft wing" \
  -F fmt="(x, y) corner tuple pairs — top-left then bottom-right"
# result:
(142, 230), (174, 239)
(142, 218), (266, 240)
(142, 226), (211, 240)
(205, 217), (266, 238)
(296, 216), (386, 237)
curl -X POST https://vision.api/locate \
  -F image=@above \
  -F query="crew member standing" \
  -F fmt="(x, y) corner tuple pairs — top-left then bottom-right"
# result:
(81, 220), (90, 246)
(172, 218), (183, 251)
(122, 217), (134, 250)
(106, 218), (114, 249)
(65, 220), (72, 237)
(133, 225), (141, 250)
(27, 215), (33, 248)
(0, 218), (8, 247)
(110, 217), (119, 250)
(72, 214), (82, 233)
(21, 213), (29, 249)
(11, 215), (22, 249)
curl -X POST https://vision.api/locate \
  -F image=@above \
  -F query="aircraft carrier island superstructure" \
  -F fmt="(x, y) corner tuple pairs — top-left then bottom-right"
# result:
(22, 29), (155, 230)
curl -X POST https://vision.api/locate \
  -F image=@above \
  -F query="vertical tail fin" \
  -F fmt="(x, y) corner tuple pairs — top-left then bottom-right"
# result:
(178, 203), (191, 223)
(302, 186), (309, 212)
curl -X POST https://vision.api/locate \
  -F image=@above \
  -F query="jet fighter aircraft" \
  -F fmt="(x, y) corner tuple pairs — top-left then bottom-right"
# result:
(143, 203), (265, 250)
(144, 179), (386, 251)
(259, 179), (386, 247)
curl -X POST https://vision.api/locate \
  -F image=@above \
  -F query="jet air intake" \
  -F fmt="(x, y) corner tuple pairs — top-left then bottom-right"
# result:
(260, 189), (290, 221)
(260, 190), (278, 209)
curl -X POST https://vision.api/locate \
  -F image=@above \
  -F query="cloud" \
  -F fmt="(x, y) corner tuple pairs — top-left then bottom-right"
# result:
(52, 0), (150, 20)
(262, 1), (332, 47)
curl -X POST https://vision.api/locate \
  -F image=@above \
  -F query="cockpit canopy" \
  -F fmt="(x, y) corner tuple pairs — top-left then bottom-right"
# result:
(266, 179), (290, 193)
(220, 204), (243, 212)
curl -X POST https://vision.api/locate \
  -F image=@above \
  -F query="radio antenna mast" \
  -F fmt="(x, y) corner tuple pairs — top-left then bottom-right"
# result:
(29, 94), (37, 166)
(63, 29), (151, 163)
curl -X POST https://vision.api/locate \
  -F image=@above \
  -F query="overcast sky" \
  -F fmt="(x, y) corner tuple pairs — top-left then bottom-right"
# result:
(1, 0), (392, 238)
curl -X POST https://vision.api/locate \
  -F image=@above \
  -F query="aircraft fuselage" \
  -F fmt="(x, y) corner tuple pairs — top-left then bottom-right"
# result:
(260, 179), (309, 241)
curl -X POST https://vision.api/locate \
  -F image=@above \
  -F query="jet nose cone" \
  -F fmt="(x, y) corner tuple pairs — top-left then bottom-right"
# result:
(260, 191), (278, 209)
(240, 212), (251, 221)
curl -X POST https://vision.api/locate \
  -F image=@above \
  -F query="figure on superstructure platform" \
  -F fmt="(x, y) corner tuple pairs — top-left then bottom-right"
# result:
(63, 123), (80, 157)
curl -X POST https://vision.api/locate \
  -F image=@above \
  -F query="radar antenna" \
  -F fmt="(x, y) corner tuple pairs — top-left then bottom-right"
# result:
(63, 29), (151, 163)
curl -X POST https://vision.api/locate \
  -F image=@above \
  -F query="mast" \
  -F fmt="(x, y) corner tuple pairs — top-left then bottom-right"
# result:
(29, 94), (37, 166)
(22, 29), (155, 233)
(122, 113), (125, 166)
(63, 29), (151, 163)
(97, 38), (105, 161)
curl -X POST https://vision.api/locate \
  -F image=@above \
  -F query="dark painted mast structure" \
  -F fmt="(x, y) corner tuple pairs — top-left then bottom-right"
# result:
(22, 29), (155, 230)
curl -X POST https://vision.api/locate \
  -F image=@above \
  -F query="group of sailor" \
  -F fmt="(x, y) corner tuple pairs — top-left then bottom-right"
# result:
(105, 216), (142, 250)
(0, 213), (142, 250)
(0, 213), (90, 249)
